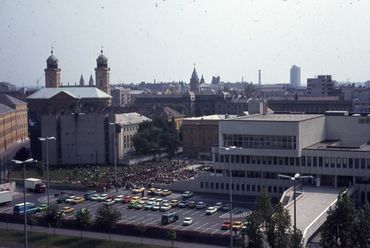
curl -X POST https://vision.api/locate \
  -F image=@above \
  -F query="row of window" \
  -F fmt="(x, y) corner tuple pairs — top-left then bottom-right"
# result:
(215, 154), (370, 170)
(223, 134), (297, 150)
(200, 181), (287, 194)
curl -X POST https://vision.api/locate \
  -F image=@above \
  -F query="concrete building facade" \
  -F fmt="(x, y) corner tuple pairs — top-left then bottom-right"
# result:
(307, 75), (335, 97)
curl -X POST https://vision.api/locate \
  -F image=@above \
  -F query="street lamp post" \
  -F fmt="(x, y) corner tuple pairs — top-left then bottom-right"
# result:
(12, 158), (35, 248)
(224, 146), (238, 248)
(109, 123), (117, 185)
(39, 136), (56, 228)
(278, 173), (313, 240)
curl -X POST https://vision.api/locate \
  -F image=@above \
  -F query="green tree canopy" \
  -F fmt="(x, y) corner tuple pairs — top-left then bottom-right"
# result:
(95, 205), (122, 233)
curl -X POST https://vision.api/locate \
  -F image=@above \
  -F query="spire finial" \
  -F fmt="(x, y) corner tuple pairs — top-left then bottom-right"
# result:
(101, 46), (103, 54)
(51, 45), (54, 55)
(194, 63), (196, 69)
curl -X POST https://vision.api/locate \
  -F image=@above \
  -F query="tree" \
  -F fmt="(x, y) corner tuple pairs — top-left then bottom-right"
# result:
(95, 205), (121, 240)
(351, 203), (370, 248)
(167, 230), (176, 248)
(320, 192), (356, 248)
(256, 189), (273, 229)
(44, 204), (62, 235)
(245, 212), (264, 248)
(266, 203), (292, 248)
(75, 208), (92, 238)
(289, 228), (303, 248)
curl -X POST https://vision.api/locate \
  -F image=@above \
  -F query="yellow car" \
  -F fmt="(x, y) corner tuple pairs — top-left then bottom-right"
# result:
(147, 188), (156, 195)
(232, 221), (243, 231)
(160, 189), (172, 196)
(61, 206), (74, 214)
(71, 197), (85, 204)
(130, 196), (140, 203)
(170, 199), (179, 207)
(132, 187), (145, 194)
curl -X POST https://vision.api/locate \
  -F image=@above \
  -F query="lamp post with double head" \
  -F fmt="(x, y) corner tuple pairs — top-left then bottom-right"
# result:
(39, 136), (56, 227)
(278, 173), (313, 240)
(12, 158), (36, 248)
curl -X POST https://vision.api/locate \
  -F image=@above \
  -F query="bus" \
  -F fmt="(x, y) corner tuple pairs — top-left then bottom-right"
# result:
(161, 212), (179, 225)
(13, 202), (38, 215)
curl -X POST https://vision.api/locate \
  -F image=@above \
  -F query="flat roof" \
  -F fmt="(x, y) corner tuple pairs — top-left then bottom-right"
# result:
(184, 114), (235, 121)
(305, 140), (370, 152)
(228, 113), (324, 122)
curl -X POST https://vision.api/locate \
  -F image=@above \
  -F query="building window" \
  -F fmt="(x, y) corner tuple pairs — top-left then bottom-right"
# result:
(226, 183), (229, 190)
(241, 184), (245, 191)
(221, 183), (224, 190)
(349, 158), (353, 169)
(361, 159), (366, 169)
(251, 185), (255, 192)
(200, 182), (204, 188)
(355, 158), (359, 169)
(205, 182), (209, 189)
(215, 183), (219, 190)
(319, 157), (323, 167)
(210, 182), (214, 189)
(247, 185), (250, 191)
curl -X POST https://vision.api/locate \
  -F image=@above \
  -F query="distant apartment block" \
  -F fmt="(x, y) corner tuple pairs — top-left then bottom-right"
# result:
(111, 87), (131, 107)
(290, 65), (301, 87)
(307, 75), (335, 97)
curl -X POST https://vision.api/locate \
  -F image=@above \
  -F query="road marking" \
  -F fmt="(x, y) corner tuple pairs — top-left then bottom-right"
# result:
(144, 218), (161, 226)
(194, 222), (208, 231)
(182, 209), (192, 215)
(127, 216), (146, 224)
(203, 223), (219, 233)
(191, 211), (203, 216)
(141, 217), (155, 224)
(124, 215), (137, 222)
(182, 221), (199, 230)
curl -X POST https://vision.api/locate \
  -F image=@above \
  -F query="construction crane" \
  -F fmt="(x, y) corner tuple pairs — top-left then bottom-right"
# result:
(36, 73), (44, 88)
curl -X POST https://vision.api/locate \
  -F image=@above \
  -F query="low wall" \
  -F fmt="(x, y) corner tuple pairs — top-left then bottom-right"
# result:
(0, 182), (15, 192)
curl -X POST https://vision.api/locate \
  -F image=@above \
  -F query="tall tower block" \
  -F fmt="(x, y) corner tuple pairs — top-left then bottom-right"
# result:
(258, 69), (261, 85)
(95, 49), (111, 95)
(45, 50), (61, 88)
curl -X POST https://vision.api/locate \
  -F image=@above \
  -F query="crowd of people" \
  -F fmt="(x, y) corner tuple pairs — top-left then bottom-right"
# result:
(62, 159), (210, 191)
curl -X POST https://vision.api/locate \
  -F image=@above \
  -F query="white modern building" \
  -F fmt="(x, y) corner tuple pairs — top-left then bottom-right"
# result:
(169, 111), (370, 203)
(290, 65), (301, 87)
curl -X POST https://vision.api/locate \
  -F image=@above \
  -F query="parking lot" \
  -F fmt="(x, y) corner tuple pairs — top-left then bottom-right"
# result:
(2, 187), (253, 235)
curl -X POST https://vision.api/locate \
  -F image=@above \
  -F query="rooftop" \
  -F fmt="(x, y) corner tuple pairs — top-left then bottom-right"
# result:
(0, 94), (26, 107)
(0, 103), (15, 115)
(115, 112), (151, 125)
(229, 113), (324, 122)
(305, 140), (370, 152)
(184, 114), (236, 121)
(27, 87), (112, 100)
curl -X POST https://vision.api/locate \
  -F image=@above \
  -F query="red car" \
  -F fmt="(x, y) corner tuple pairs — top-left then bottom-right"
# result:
(221, 220), (232, 230)
(122, 195), (132, 204)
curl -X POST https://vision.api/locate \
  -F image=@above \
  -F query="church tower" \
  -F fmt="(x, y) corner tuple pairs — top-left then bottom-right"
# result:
(189, 67), (199, 94)
(44, 49), (61, 88)
(95, 49), (110, 94)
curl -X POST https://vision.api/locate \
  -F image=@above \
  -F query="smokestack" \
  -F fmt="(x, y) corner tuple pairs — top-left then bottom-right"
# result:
(258, 69), (261, 85)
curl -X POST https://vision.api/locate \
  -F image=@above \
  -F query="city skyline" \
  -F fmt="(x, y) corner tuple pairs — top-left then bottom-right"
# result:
(1, 0), (370, 87)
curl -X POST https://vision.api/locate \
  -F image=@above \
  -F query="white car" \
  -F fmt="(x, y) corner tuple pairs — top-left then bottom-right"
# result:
(214, 202), (223, 211)
(64, 195), (75, 204)
(104, 199), (115, 206)
(144, 201), (155, 210)
(98, 194), (108, 201)
(90, 194), (100, 201)
(182, 191), (194, 198)
(152, 202), (161, 211)
(206, 206), (217, 215)
(160, 203), (172, 211)
(183, 217), (193, 226)
(114, 195), (124, 203)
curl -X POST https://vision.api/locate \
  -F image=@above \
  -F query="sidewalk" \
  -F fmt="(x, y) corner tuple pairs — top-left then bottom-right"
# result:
(0, 222), (223, 248)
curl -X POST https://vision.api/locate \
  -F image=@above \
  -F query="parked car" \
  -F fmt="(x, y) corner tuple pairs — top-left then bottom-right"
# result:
(128, 201), (138, 209)
(188, 201), (196, 208)
(135, 200), (146, 210)
(152, 202), (161, 211)
(98, 194), (108, 201)
(144, 201), (155, 210)
(223, 203), (231, 211)
(232, 221), (243, 231)
(114, 195), (124, 203)
(71, 197), (85, 205)
(196, 201), (206, 209)
(170, 199), (179, 207)
(103, 199), (114, 206)
(147, 188), (156, 195)
(221, 220), (232, 230)
(90, 194), (100, 201)
(178, 200), (188, 208)
(182, 217), (193, 226)
(206, 206), (217, 215)
(160, 189), (172, 196)
(214, 202), (223, 211)
(182, 191), (194, 198)
(132, 187), (145, 194)
(64, 195), (76, 204)
(160, 203), (172, 212)
(60, 206), (74, 214)
(122, 195), (132, 203)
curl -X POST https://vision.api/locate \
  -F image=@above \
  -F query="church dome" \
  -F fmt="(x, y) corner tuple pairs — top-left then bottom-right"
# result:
(96, 50), (108, 67)
(46, 54), (58, 68)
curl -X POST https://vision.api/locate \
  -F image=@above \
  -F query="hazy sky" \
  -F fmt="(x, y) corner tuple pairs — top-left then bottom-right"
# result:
(1, 0), (370, 87)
